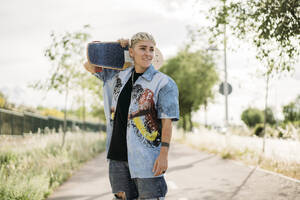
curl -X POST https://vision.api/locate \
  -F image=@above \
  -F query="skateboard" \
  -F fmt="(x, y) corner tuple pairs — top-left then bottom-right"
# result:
(87, 41), (164, 70)
(87, 41), (133, 70)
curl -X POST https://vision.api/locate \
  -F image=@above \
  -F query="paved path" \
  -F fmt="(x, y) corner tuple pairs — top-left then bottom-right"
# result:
(47, 143), (300, 200)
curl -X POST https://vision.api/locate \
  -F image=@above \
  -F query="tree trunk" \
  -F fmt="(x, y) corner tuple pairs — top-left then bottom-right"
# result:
(183, 115), (187, 131)
(81, 75), (86, 132)
(82, 88), (86, 131)
(61, 83), (69, 148)
(188, 112), (193, 132)
(262, 73), (270, 154)
(204, 100), (208, 128)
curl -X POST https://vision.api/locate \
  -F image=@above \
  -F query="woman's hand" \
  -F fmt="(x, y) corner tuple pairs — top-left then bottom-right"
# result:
(84, 62), (97, 73)
(152, 151), (168, 176)
(118, 38), (129, 48)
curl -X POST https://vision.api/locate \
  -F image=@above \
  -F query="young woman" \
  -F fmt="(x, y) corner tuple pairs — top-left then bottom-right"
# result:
(84, 32), (179, 200)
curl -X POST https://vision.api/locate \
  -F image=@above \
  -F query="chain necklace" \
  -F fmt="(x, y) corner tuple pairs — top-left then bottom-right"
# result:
(131, 70), (135, 86)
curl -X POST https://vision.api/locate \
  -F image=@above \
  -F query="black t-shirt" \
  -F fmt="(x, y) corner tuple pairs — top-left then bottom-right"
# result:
(107, 70), (143, 161)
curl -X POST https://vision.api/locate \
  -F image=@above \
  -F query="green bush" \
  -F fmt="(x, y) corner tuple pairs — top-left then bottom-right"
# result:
(241, 108), (264, 128)
(253, 123), (264, 137)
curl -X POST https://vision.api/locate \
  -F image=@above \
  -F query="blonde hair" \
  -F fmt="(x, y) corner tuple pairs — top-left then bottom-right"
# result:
(130, 32), (156, 48)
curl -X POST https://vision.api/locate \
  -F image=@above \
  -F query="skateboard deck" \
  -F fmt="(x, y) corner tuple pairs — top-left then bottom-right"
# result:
(87, 41), (133, 70)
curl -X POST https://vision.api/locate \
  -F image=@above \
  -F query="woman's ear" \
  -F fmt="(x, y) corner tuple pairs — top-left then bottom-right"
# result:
(129, 48), (134, 58)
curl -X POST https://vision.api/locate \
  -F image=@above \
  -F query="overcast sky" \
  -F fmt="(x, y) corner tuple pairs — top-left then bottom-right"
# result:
(0, 0), (299, 126)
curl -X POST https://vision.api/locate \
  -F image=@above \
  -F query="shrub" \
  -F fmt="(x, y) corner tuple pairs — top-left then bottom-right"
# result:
(241, 108), (264, 128)
(253, 123), (264, 137)
(0, 132), (105, 200)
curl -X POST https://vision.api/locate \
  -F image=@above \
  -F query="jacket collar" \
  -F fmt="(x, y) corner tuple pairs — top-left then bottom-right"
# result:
(140, 64), (158, 81)
(126, 64), (158, 81)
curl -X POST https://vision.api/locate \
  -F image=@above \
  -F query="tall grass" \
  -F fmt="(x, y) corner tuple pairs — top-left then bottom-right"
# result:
(173, 128), (300, 180)
(0, 132), (106, 200)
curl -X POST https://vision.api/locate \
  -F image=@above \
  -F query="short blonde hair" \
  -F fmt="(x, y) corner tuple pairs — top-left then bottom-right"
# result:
(130, 32), (156, 48)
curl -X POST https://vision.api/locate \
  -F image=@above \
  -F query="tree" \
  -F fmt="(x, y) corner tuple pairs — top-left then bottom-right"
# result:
(209, 0), (300, 73)
(0, 91), (6, 108)
(282, 95), (300, 122)
(31, 25), (91, 147)
(37, 106), (64, 118)
(241, 107), (264, 128)
(264, 107), (276, 126)
(86, 77), (106, 123)
(160, 48), (219, 131)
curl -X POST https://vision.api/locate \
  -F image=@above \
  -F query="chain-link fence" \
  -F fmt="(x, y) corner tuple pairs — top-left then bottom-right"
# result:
(0, 108), (106, 135)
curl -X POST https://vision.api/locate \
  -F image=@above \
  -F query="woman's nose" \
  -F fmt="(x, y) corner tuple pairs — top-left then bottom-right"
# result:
(144, 49), (152, 56)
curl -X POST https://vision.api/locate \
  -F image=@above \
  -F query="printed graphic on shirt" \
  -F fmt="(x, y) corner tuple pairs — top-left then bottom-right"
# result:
(129, 84), (161, 148)
(110, 107), (115, 121)
(113, 76), (122, 101)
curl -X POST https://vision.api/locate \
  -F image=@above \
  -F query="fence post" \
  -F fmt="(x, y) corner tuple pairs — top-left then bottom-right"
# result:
(22, 113), (25, 136)
(11, 112), (13, 135)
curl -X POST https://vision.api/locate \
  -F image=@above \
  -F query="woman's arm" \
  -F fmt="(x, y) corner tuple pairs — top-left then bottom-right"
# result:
(83, 39), (129, 81)
(152, 118), (172, 176)
(84, 62), (102, 74)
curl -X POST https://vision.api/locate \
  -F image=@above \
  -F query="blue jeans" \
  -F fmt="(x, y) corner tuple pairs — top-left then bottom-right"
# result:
(109, 160), (167, 200)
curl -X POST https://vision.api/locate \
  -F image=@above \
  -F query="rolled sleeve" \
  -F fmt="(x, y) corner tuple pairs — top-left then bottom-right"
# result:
(93, 68), (118, 83)
(157, 78), (179, 121)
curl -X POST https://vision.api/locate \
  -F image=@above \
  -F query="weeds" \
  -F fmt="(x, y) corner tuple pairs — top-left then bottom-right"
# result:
(0, 132), (106, 200)
(173, 128), (300, 180)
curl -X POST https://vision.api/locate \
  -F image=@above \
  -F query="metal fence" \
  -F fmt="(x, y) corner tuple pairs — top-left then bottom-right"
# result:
(0, 108), (106, 135)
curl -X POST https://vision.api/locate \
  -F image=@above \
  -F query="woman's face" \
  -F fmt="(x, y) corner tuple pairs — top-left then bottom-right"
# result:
(129, 40), (155, 72)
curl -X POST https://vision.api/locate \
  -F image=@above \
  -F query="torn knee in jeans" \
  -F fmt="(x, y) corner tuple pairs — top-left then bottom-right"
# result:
(114, 191), (126, 199)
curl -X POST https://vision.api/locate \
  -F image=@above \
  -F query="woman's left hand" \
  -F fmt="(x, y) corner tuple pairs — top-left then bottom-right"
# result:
(118, 38), (129, 48)
(152, 152), (168, 176)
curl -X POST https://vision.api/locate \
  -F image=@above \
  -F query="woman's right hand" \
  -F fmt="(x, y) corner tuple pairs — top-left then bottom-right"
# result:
(84, 62), (97, 73)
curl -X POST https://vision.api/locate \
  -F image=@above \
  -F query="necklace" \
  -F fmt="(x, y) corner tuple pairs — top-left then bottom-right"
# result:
(131, 70), (135, 86)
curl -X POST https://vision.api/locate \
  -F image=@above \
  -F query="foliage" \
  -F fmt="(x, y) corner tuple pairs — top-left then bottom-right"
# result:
(264, 107), (276, 126)
(31, 25), (92, 146)
(85, 75), (105, 122)
(253, 123), (264, 137)
(0, 133), (105, 200)
(32, 25), (91, 93)
(282, 95), (300, 123)
(173, 128), (300, 180)
(37, 107), (64, 119)
(0, 97), (5, 108)
(160, 47), (219, 131)
(241, 107), (264, 127)
(209, 0), (300, 73)
(0, 91), (7, 108)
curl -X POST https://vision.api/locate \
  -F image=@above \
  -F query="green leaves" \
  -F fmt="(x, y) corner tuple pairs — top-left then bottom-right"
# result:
(209, 0), (300, 73)
(160, 48), (219, 130)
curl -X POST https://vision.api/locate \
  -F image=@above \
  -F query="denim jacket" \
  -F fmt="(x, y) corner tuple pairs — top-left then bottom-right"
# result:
(94, 64), (179, 178)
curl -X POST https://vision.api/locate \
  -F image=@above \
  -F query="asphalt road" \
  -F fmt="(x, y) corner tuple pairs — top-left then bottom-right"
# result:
(47, 143), (300, 200)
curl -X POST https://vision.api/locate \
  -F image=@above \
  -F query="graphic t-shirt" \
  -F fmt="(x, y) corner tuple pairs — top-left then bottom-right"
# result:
(107, 71), (143, 161)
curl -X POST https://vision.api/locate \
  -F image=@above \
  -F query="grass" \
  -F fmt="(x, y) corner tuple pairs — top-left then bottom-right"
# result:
(0, 131), (106, 200)
(173, 127), (300, 180)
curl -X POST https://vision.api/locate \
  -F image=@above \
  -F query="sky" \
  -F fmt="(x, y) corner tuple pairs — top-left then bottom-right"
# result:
(0, 0), (299, 126)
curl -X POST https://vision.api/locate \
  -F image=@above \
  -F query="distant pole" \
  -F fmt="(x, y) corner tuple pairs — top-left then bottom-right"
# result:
(223, 0), (229, 128)
(262, 73), (270, 154)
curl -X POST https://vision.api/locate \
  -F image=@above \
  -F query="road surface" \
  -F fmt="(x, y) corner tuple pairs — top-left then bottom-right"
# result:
(47, 143), (300, 200)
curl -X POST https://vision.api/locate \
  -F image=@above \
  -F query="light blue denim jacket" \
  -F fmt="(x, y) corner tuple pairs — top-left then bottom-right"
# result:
(94, 64), (179, 178)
